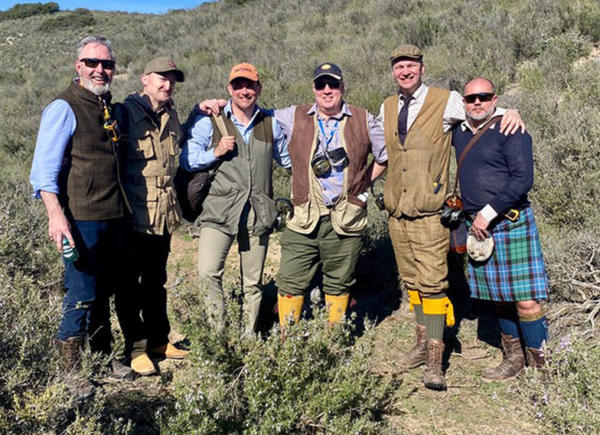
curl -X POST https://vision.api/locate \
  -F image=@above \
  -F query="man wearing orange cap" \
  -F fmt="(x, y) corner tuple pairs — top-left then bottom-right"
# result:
(180, 63), (290, 335)
(116, 57), (189, 375)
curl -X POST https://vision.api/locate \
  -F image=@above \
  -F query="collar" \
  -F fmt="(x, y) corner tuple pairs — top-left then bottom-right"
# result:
(126, 92), (168, 125)
(460, 108), (501, 133)
(224, 99), (262, 125)
(398, 83), (427, 101)
(307, 101), (352, 120)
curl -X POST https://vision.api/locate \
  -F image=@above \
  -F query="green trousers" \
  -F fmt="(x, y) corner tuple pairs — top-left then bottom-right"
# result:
(277, 216), (362, 297)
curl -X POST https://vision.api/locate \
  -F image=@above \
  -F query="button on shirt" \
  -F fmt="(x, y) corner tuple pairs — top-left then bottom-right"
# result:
(275, 102), (387, 206)
(180, 100), (290, 171)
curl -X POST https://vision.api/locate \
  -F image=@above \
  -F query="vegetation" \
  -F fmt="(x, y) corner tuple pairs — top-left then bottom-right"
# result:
(0, 2), (58, 21)
(1, 0), (599, 432)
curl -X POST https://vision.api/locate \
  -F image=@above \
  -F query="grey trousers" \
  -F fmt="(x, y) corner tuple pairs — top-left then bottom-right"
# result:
(197, 209), (268, 334)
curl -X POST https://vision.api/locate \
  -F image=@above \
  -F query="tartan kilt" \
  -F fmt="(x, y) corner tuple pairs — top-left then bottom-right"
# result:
(467, 207), (549, 302)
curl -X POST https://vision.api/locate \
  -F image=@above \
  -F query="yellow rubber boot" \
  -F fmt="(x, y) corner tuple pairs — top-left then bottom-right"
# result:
(278, 294), (304, 327)
(325, 294), (350, 324)
(130, 340), (156, 376)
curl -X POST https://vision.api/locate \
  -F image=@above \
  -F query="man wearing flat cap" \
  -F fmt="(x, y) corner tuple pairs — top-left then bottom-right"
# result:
(379, 44), (524, 390)
(116, 56), (188, 375)
(181, 63), (290, 336)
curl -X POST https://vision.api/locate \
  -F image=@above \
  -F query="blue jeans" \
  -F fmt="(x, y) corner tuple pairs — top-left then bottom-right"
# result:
(57, 218), (126, 354)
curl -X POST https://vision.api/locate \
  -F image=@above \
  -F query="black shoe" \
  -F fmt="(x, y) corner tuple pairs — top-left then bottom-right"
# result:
(108, 359), (136, 381)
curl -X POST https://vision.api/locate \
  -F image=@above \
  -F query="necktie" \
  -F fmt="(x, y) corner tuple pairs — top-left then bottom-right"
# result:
(397, 95), (412, 145)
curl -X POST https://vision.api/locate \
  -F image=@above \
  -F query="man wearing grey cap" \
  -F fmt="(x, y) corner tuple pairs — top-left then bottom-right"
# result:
(379, 44), (524, 390)
(116, 56), (188, 376)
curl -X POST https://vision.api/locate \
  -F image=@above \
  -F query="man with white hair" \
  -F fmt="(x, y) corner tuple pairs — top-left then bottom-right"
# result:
(30, 35), (132, 398)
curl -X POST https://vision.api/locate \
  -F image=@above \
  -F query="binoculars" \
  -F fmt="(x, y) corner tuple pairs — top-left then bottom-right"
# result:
(440, 195), (465, 229)
(311, 147), (349, 177)
(274, 198), (294, 231)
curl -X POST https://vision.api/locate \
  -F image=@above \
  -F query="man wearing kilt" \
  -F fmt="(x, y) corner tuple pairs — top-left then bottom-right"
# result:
(453, 77), (549, 382)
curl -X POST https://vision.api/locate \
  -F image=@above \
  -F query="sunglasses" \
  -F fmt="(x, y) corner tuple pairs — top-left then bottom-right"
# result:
(79, 58), (116, 70)
(464, 92), (495, 104)
(314, 79), (341, 91)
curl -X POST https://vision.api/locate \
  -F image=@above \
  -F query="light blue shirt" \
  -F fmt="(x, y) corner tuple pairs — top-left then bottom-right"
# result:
(29, 99), (77, 198)
(180, 100), (290, 171)
(274, 102), (387, 206)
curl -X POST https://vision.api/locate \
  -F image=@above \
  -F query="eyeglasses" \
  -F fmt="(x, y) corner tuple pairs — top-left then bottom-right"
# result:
(464, 92), (495, 104)
(79, 58), (116, 70)
(314, 79), (341, 91)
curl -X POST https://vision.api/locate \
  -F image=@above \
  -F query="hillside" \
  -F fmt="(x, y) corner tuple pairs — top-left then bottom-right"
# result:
(1, 0), (600, 432)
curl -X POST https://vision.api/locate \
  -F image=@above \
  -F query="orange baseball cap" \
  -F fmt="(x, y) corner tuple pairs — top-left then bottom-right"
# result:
(228, 63), (259, 83)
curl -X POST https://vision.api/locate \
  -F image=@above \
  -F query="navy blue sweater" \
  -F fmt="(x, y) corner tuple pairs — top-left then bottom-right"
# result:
(451, 121), (533, 215)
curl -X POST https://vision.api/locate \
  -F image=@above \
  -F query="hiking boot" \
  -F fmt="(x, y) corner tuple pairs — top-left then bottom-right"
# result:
(423, 339), (446, 391)
(149, 342), (188, 360)
(109, 359), (136, 381)
(525, 346), (546, 370)
(131, 340), (157, 375)
(405, 324), (427, 369)
(482, 333), (525, 383)
(56, 336), (95, 400)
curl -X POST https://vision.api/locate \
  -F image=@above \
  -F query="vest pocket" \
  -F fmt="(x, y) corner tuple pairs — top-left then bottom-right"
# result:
(250, 192), (277, 234)
(200, 190), (238, 225)
(127, 131), (156, 160)
(331, 199), (368, 234)
(288, 200), (314, 231)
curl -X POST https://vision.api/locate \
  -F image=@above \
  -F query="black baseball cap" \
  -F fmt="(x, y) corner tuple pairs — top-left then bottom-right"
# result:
(313, 63), (343, 81)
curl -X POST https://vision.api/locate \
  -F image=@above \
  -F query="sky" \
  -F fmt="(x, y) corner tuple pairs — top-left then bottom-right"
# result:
(0, 0), (212, 14)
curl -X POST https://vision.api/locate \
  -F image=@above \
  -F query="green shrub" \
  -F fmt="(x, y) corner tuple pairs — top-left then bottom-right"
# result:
(0, 2), (59, 21)
(519, 335), (600, 433)
(38, 8), (96, 32)
(163, 294), (394, 433)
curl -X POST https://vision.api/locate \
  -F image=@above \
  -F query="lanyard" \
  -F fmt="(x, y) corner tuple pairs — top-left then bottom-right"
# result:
(317, 118), (339, 151)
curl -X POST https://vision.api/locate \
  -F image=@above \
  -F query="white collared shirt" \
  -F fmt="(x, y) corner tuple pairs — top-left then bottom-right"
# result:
(377, 84), (465, 133)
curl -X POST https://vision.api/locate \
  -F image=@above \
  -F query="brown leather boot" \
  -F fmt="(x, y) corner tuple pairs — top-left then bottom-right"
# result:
(482, 333), (525, 382)
(525, 347), (546, 369)
(56, 337), (94, 400)
(423, 339), (446, 391)
(405, 324), (427, 369)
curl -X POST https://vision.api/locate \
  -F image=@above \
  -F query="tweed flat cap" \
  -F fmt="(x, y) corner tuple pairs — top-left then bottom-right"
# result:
(389, 44), (423, 62)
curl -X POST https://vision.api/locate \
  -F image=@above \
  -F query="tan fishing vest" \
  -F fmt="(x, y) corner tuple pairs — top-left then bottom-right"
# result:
(383, 87), (451, 218)
(287, 104), (371, 236)
(121, 95), (183, 235)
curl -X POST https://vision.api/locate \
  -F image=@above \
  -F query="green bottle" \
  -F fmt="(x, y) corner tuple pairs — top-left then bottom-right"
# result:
(62, 236), (79, 263)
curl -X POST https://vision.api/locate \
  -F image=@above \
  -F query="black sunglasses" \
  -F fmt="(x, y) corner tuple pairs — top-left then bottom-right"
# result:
(464, 92), (495, 104)
(314, 79), (341, 91)
(79, 58), (116, 70)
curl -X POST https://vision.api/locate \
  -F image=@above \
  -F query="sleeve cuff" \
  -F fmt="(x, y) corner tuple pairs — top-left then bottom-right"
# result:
(480, 204), (498, 222)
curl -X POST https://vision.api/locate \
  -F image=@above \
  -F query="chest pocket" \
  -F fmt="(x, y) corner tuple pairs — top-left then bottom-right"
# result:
(127, 123), (156, 160)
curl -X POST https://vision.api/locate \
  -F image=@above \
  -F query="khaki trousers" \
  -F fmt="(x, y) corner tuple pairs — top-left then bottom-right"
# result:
(197, 208), (268, 334)
(388, 214), (449, 295)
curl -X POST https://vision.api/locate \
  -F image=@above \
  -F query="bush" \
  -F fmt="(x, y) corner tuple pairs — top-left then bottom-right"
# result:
(162, 294), (394, 433)
(519, 335), (600, 433)
(38, 8), (96, 32)
(0, 2), (58, 21)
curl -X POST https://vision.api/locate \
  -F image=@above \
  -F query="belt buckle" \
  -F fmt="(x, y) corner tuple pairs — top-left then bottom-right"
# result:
(504, 209), (520, 222)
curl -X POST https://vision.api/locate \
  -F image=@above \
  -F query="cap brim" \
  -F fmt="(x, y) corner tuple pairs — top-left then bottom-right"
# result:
(390, 55), (422, 62)
(313, 72), (342, 81)
(148, 69), (185, 82)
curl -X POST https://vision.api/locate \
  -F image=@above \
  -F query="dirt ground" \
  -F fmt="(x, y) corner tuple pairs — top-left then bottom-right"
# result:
(131, 229), (550, 434)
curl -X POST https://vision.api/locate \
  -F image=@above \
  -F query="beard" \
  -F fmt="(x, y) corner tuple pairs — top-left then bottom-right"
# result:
(467, 105), (496, 122)
(80, 75), (111, 95)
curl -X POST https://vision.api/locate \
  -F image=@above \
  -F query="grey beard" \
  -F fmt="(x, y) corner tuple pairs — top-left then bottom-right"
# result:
(81, 76), (111, 95)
